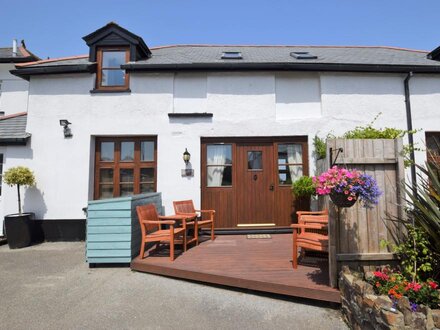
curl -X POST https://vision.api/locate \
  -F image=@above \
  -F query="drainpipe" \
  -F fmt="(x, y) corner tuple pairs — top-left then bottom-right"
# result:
(404, 72), (417, 198)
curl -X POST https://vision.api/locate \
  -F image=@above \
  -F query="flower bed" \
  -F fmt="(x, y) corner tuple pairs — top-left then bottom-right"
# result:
(340, 267), (440, 330)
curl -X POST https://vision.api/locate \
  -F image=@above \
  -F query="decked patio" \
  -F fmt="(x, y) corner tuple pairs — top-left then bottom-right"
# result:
(131, 233), (340, 303)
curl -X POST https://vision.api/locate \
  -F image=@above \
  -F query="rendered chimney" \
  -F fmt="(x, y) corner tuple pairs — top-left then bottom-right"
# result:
(12, 39), (17, 57)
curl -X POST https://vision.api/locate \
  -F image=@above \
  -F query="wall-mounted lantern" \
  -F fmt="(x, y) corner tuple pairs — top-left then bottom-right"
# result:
(183, 148), (191, 164)
(59, 119), (72, 138)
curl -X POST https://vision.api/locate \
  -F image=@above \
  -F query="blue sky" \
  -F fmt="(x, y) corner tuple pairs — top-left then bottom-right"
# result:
(1, 0), (439, 59)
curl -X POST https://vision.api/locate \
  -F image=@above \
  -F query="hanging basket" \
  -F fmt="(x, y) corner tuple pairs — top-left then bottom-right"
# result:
(330, 192), (357, 208)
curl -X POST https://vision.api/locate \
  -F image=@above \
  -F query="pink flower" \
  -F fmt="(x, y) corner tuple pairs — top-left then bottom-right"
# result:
(429, 281), (438, 290)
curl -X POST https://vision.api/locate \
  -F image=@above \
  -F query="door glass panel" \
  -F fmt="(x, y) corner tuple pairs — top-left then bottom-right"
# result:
(141, 141), (154, 161)
(278, 144), (303, 185)
(247, 151), (262, 170)
(121, 142), (135, 161)
(278, 164), (303, 185)
(207, 166), (232, 187)
(100, 142), (114, 161)
(278, 144), (302, 163)
(207, 145), (232, 165)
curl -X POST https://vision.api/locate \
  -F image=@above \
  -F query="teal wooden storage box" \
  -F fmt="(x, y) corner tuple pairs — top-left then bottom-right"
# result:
(86, 193), (162, 265)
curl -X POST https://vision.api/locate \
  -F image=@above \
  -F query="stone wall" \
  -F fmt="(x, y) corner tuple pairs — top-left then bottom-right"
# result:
(339, 267), (440, 330)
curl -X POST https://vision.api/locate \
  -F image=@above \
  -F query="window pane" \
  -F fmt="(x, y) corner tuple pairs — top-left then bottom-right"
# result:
(120, 169), (134, 182)
(101, 142), (114, 161)
(278, 164), (303, 185)
(427, 133), (440, 157)
(100, 169), (113, 183)
(278, 144), (302, 164)
(100, 184), (113, 199)
(101, 69), (125, 86)
(120, 184), (134, 197)
(140, 183), (155, 193)
(247, 151), (262, 170)
(102, 51), (126, 68)
(121, 142), (134, 161)
(207, 166), (232, 187)
(207, 145), (232, 165)
(140, 168), (154, 182)
(141, 141), (154, 161)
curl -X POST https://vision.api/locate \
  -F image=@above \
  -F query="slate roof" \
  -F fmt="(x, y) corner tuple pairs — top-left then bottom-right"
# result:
(131, 45), (437, 67)
(12, 44), (440, 77)
(0, 113), (30, 145)
(0, 45), (39, 63)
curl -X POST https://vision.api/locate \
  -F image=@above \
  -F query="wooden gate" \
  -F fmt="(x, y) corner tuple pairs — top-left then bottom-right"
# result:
(317, 138), (405, 287)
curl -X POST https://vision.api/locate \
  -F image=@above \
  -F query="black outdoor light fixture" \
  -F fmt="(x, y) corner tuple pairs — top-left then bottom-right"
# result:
(59, 119), (72, 138)
(183, 148), (191, 164)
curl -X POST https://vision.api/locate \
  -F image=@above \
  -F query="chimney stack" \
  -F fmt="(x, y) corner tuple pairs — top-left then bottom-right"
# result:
(12, 39), (17, 57)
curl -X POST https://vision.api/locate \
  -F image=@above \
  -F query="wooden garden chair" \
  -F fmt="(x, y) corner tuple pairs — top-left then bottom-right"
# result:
(173, 200), (215, 243)
(136, 204), (192, 261)
(291, 213), (329, 269)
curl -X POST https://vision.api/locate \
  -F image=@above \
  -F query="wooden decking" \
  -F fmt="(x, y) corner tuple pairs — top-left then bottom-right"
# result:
(131, 234), (340, 303)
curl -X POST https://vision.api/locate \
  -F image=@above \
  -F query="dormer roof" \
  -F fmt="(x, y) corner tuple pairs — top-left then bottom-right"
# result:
(82, 22), (151, 62)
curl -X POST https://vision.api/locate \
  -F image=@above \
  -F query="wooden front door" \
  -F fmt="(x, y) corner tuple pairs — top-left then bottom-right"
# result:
(236, 144), (275, 225)
(201, 137), (308, 229)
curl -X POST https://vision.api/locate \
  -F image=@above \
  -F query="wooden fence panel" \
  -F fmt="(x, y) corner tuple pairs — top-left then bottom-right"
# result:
(322, 139), (404, 287)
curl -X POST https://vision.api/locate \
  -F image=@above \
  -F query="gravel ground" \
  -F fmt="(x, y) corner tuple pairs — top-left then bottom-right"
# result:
(0, 242), (348, 330)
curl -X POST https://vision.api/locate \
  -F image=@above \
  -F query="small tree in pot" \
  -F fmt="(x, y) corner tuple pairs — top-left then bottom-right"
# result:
(291, 176), (316, 223)
(3, 166), (36, 248)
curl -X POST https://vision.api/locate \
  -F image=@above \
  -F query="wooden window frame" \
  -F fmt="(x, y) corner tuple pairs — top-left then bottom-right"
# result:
(276, 143), (305, 186)
(94, 137), (157, 199)
(426, 132), (440, 168)
(96, 47), (130, 91)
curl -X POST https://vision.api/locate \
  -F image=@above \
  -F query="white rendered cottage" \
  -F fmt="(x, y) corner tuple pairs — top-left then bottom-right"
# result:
(3, 22), (440, 237)
(0, 41), (38, 234)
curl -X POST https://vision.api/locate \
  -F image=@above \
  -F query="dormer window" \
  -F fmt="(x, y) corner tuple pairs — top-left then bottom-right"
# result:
(83, 22), (152, 93)
(97, 47), (129, 90)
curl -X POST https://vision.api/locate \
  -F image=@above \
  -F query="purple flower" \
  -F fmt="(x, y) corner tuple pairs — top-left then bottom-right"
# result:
(410, 302), (418, 312)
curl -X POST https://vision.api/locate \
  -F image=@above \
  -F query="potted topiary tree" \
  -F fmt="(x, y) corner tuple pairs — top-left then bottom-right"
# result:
(3, 166), (36, 249)
(291, 176), (316, 223)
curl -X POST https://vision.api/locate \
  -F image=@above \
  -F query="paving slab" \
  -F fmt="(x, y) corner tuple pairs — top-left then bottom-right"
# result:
(0, 242), (348, 330)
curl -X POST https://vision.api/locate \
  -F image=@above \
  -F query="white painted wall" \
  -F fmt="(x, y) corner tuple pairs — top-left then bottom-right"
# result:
(0, 64), (31, 235)
(0, 63), (29, 115)
(1, 71), (439, 229)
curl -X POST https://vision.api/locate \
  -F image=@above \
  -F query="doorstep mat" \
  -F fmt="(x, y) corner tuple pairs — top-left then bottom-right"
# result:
(246, 234), (272, 239)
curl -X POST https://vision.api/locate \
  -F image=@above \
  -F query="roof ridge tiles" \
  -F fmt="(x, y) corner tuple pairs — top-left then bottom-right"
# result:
(16, 54), (89, 67)
(149, 44), (428, 53)
(0, 112), (27, 121)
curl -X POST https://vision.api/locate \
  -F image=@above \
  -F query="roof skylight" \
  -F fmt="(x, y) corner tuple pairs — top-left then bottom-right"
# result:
(221, 51), (243, 59)
(290, 52), (318, 60)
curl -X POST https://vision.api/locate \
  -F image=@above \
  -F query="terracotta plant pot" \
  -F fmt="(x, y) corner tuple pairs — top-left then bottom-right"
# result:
(330, 192), (357, 208)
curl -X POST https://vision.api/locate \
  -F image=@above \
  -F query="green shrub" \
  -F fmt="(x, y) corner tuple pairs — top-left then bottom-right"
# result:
(292, 176), (315, 198)
(342, 113), (408, 139)
(313, 135), (327, 160)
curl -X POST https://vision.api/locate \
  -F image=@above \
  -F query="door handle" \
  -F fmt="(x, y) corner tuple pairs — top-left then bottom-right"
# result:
(269, 184), (274, 191)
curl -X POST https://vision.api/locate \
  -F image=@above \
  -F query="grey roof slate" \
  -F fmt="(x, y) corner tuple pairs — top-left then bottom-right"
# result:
(17, 45), (440, 69)
(0, 46), (39, 62)
(0, 114), (30, 143)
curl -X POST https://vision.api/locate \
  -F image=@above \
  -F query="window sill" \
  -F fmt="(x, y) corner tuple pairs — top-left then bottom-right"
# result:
(168, 113), (213, 118)
(90, 88), (131, 94)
